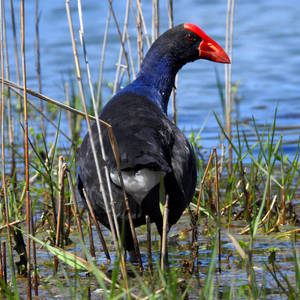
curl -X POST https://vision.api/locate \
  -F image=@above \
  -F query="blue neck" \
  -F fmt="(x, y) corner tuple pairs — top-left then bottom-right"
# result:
(120, 51), (180, 114)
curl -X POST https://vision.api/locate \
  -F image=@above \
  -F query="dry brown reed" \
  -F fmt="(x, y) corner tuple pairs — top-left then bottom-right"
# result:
(9, 0), (21, 111)
(66, 0), (132, 285)
(136, 0), (144, 69)
(213, 148), (221, 272)
(2, 77), (98, 121)
(106, 127), (144, 270)
(0, 237), (3, 283)
(151, 0), (159, 42)
(113, 0), (131, 94)
(195, 150), (214, 215)
(66, 0), (119, 249)
(87, 212), (96, 258)
(66, 170), (87, 259)
(83, 188), (110, 261)
(20, 0), (34, 297)
(2, 241), (7, 285)
(96, 9), (111, 109)
(2, 1), (15, 185)
(54, 156), (67, 271)
(78, 0), (143, 271)
(35, 0), (44, 138)
(0, 2), (16, 284)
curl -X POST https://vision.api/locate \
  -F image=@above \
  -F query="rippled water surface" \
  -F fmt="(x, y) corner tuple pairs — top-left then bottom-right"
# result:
(3, 1), (300, 298)
(6, 0), (300, 153)
(8, 213), (299, 299)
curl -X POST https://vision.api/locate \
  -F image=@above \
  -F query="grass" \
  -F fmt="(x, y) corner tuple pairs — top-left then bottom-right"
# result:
(1, 96), (300, 299)
(0, 0), (299, 299)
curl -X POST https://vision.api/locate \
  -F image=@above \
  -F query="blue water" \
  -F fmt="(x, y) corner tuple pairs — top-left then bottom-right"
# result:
(5, 0), (300, 154)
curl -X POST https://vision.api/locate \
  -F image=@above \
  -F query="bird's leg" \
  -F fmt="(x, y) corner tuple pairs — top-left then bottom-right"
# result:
(122, 223), (139, 263)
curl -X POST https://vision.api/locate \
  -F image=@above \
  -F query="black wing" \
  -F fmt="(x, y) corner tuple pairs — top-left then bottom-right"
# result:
(77, 92), (196, 230)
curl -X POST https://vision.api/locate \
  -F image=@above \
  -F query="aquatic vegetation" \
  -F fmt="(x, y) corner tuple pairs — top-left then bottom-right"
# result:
(0, 0), (299, 299)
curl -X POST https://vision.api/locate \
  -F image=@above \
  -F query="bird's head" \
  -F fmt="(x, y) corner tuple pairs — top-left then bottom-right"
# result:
(149, 23), (230, 66)
(183, 23), (230, 64)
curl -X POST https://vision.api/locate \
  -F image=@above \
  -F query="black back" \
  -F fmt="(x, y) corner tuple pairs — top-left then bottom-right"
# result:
(77, 92), (197, 250)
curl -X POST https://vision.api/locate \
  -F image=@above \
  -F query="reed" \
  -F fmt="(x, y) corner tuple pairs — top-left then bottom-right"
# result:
(83, 188), (110, 261)
(66, 0), (123, 269)
(20, 1), (33, 297)
(109, 0), (131, 94)
(66, 170), (86, 258)
(96, 9), (111, 109)
(54, 156), (67, 271)
(152, 0), (159, 42)
(9, 0), (22, 118)
(35, 0), (44, 139)
(81, 0), (143, 271)
(136, 0), (144, 69)
(213, 148), (221, 273)
(160, 195), (169, 270)
(0, 1), (299, 299)
(0, 2), (18, 293)
(2, 1), (15, 187)
(225, 0), (236, 175)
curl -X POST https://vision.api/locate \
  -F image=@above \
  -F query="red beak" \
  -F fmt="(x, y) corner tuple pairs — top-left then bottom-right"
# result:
(184, 23), (231, 64)
(199, 39), (231, 64)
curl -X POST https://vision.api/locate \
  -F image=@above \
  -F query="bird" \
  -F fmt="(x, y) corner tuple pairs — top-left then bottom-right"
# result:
(76, 23), (230, 260)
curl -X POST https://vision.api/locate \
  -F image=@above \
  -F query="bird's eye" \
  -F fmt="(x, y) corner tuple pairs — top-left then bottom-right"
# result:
(186, 34), (194, 41)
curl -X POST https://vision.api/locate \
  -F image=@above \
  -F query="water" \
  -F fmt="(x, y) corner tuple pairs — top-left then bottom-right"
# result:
(11, 213), (297, 299)
(5, 0), (300, 154)
(3, 2), (300, 298)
